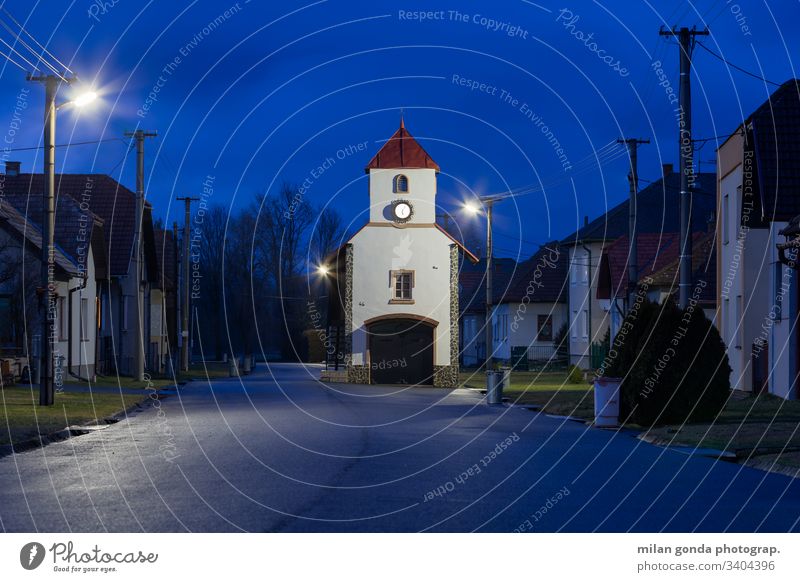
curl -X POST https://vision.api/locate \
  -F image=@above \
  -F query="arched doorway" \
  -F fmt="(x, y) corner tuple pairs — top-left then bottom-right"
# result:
(367, 316), (435, 385)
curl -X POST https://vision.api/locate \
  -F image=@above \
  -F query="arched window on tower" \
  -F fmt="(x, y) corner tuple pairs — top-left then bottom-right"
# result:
(393, 174), (409, 193)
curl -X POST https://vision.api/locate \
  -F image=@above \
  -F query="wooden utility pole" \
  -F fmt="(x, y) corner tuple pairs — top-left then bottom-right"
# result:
(177, 196), (199, 372)
(124, 129), (157, 381)
(660, 26), (708, 309)
(617, 137), (649, 309)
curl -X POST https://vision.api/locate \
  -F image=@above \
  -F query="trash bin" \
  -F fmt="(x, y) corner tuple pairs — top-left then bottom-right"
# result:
(486, 371), (503, 405)
(499, 366), (511, 392)
(593, 376), (621, 427)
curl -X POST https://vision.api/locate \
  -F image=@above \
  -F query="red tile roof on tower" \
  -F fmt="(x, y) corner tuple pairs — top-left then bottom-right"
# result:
(365, 119), (440, 173)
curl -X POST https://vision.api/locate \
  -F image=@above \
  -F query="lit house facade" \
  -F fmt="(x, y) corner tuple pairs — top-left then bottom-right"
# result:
(322, 121), (477, 386)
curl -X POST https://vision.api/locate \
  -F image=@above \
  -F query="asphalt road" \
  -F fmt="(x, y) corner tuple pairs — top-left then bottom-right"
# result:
(1, 363), (798, 532)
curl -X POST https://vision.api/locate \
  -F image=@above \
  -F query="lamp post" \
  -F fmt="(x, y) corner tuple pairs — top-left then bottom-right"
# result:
(464, 196), (504, 384)
(27, 73), (96, 405)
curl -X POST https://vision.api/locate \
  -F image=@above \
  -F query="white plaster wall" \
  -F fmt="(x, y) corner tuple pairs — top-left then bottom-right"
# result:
(350, 225), (452, 366)
(368, 168), (437, 224)
(567, 242), (608, 368)
(718, 166), (772, 392)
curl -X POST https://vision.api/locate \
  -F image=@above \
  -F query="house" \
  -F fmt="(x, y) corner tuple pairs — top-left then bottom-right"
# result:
(321, 120), (478, 386)
(1, 163), (158, 377)
(459, 243), (568, 368)
(561, 167), (717, 368)
(597, 230), (717, 339)
(0, 189), (106, 381)
(716, 79), (800, 399)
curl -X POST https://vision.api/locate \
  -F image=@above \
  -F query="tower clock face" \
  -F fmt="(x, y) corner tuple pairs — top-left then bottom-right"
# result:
(392, 200), (413, 223)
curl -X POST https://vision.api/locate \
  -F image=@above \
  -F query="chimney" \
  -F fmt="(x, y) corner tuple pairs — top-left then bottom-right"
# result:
(584, 215), (589, 228)
(662, 163), (673, 178)
(5, 161), (20, 176)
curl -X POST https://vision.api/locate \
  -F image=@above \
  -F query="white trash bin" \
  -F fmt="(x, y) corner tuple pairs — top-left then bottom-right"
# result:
(593, 377), (621, 428)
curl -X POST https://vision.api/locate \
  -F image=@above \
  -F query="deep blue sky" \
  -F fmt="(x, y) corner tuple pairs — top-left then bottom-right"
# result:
(0, 0), (797, 258)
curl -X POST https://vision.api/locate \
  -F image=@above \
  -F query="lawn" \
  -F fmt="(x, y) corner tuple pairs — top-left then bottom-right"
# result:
(646, 391), (800, 462)
(459, 369), (594, 419)
(0, 386), (144, 446)
(460, 370), (800, 469)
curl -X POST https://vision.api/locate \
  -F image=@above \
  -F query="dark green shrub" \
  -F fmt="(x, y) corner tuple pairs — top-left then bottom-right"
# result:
(607, 299), (731, 427)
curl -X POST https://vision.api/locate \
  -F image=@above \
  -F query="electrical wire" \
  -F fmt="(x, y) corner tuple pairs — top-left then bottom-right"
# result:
(0, 16), (62, 77)
(0, 8), (72, 74)
(0, 47), (27, 72)
(5, 138), (126, 152)
(696, 41), (782, 86)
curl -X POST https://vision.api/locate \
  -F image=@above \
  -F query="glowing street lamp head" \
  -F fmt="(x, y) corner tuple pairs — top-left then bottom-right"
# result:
(463, 200), (481, 216)
(316, 264), (330, 276)
(73, 91), (97, 107)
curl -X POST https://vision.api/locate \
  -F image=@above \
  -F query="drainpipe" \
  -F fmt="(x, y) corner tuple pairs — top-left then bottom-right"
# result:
(68, 274), (89, 381)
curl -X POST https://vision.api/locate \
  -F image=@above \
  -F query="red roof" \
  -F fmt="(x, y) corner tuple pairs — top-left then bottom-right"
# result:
(365, 120), (440, 173)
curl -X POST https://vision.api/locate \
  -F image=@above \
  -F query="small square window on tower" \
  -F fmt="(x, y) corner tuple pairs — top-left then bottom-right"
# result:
(390, 270), (414, 303)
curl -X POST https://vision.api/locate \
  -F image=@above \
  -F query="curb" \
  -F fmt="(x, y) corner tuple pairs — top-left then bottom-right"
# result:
(0, 385), (182, 460)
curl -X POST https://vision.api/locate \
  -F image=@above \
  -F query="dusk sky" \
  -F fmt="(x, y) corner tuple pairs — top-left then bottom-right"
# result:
(0, 0), (797, 258)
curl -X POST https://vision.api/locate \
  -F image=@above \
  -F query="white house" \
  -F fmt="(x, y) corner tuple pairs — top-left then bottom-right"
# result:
(561, 168), (717, 368)
(459, 245), (568, 368)
(716, 79), (800, 399)
(0, 187), (105, 380)
(322, 120), (477, 386)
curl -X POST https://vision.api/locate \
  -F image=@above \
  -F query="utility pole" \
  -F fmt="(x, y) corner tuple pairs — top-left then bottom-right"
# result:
(660, 26), (708, 308)
(485, 200), (494, 371)
(28, 74), (60, 406)
(124, 129), (157, 381)
(177, 196), (199, 372)
(617, 137), (649, 310)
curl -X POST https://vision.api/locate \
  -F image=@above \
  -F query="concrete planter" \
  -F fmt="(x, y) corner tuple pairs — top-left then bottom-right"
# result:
(593, 376), (621, 428)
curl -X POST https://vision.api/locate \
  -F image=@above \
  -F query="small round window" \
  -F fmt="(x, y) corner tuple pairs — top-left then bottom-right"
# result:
(393, 174), (409, 193)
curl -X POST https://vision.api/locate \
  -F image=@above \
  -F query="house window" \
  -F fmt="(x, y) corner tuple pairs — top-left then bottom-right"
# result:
(722, 194), (730, 245)
(57, 296), (67, 340)
(393, 174), (409, 193)
(735, 295), (743, 349)
(571, 310), (578, 339)
(537, 315), (553, 341)
(0, 295), (13, 346)
(390, 270), (414, 303)
(581, 309), (589, 339)
(571, 251), (588, 285)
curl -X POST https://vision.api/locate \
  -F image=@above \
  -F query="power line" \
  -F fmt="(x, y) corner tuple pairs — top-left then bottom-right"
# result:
(5, 137), (125, 151)
(0, 47), (26, 72)
(696, 41), (781, 86)
(1, 8), (72, 74)
(0, 16), (61, 76)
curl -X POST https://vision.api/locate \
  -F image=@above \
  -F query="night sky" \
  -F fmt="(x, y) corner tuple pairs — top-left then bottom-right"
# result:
(0, 0), (797, 258)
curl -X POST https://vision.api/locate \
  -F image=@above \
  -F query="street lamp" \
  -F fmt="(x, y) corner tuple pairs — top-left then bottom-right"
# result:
(27, 73), (98, 406)
(316, 264), (330, 277)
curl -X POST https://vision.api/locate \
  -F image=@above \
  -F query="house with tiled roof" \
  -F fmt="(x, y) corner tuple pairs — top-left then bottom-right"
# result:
(597, 230), (717, 336)
(0, 184), (105, 380)
(459, 244), (568, 367)
(0, 162), (159, 377)
(717, 79), (800, 399)
(561, 167), (717, 368)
